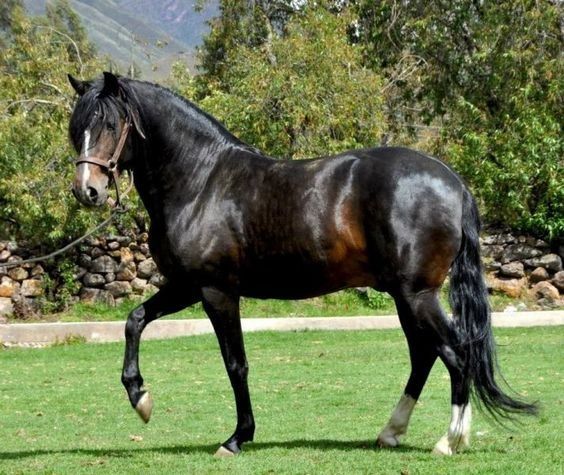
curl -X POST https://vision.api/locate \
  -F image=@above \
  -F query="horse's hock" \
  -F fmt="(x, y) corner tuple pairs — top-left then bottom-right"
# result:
(0, 229), (562, 320)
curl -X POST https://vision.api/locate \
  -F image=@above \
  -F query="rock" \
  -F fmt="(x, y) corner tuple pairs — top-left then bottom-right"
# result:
(530, 267), (550, 283)
(529, 281), (560, 302)
(104, 281), (132, 298)
(6, 241), (18, 253)
(139, 243), (150, 256)
(108, 250), (122, 258)
(74, 267), (87, 280)
(90, 247), (105, 259)
(8, 267), (28, 282)
(486, 274), (527, 298)
(501, 244), (542, 264)
(117, 261), (136, 281)
(134, 252), (146, 262)
(0, 250), (11, 261)
(149, 273), (167, 287)
(552, 271), (564, 292)
(21, 279), (44, 297)
(483, 258), (501, 272)
(482, 233), (516, 246)
(120, 247), (134, 264)
(30, 265), (45, 277)
(115, 236), (132, 246)
(85, 236), (101, 247)
(131, 277), (148, 294)
(137, 258), (158, 279)
(534, 239), (549, 249)
(138, 232), (149, 243)
(0, 277), (18, 298)
(79, 288), (115, 306)
(78, 253), (92, 269)
(90, 256), (119, 273)
(0, 297), (14, 317)
(105, 272), (116, 283)
(499, 262), (524, 279)
(107, 241), (120, 251)
(481, 245), (504, 260)
(82, 273), (106, 287)
(524, 254), (562, 273)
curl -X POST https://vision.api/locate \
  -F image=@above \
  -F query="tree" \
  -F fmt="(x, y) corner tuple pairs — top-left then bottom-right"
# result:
(356, 0), (563, 239)
(0, 1), (103, 245)
(180, 3), (387, 159)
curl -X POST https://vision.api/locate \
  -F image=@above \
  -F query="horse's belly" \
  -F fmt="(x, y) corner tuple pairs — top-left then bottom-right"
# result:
(239, 252), (377, 299)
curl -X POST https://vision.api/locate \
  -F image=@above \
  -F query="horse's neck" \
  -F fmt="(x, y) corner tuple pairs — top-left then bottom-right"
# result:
(130, 84), (236, 225)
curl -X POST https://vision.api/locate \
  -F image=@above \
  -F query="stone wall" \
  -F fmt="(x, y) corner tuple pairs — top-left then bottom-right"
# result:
(481, 230), (563, 306)
(0, 229), (562, 320)
(0, 232), (165, 321)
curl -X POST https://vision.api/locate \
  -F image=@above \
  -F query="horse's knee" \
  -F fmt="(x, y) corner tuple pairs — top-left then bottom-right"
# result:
(125, 306), (145, 336)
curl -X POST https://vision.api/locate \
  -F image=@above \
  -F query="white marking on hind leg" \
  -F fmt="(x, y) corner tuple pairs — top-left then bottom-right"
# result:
(433, 403), (472, 455)
(377, 394), (417, 448)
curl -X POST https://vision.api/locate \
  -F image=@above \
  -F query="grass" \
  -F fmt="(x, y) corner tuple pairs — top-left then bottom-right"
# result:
(24, 287), (541, 323)
(0, 326), (562, 474)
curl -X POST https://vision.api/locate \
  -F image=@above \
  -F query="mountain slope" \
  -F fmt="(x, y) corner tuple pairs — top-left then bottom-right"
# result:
(24, 0), (219, 79)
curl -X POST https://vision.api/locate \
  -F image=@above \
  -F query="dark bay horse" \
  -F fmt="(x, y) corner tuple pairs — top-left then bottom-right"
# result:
(67, 72), (536, 456)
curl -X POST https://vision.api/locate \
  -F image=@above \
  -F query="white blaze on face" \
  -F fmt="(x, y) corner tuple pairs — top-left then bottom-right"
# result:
(80, 130), (92, 188)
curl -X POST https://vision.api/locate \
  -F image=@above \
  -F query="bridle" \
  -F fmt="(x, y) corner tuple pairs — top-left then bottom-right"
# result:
(75, 118), (133, 209)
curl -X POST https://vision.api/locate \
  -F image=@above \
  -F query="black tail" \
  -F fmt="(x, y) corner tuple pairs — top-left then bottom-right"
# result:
(449, 188), (538, 420)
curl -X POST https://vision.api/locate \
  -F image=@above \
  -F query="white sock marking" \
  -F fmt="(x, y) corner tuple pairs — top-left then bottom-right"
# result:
(433, 403), (472, 455)
(377, 394), (417, 447)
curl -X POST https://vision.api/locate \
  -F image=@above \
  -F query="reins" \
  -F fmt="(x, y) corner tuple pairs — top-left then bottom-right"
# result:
(0, 121), (134, 270)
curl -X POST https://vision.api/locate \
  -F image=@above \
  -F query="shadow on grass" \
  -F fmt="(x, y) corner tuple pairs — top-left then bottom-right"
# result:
(0, 439), (429, 461)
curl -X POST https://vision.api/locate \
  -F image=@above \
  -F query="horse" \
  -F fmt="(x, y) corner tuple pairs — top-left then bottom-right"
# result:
(67, 72), (536, 457)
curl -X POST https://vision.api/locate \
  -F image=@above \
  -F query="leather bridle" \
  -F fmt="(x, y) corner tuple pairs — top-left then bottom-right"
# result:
(75, 119), (133, 209)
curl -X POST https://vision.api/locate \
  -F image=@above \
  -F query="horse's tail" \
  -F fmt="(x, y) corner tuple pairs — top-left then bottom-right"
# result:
(448, 188), (538, 420)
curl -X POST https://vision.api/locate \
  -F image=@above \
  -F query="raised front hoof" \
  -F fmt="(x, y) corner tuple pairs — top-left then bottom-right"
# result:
(214, 445), (238, 458)
(135, 391), (153, 423)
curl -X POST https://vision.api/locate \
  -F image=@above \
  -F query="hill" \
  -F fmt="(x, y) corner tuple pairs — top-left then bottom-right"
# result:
(23, 0), (219, 79)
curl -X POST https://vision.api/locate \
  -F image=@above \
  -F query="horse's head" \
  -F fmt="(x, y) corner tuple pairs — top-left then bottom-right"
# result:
(68, 72), (144, 207)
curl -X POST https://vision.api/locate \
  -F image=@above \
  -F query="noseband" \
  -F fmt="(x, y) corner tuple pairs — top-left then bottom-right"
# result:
(75, 119), (132, 208)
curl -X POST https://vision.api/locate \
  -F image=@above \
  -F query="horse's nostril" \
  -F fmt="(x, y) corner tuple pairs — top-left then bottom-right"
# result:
(87, 186), (98, 201)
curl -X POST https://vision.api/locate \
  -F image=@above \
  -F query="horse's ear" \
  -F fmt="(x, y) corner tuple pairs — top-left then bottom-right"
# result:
(68, 74), (91, 96)
(101, 71), (120, 96)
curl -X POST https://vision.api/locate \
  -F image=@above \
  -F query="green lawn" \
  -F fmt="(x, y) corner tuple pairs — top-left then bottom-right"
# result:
(0, 327), (562, 474)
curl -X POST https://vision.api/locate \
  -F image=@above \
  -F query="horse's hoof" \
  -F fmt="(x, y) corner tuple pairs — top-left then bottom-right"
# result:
(214, 445), (236, 458)
(135, 391), (153, 423)
(432, 435), (453, 455)
(377, 433), (399, 448)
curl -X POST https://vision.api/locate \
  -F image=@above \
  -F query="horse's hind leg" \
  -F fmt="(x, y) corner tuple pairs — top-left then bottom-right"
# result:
(121, 283), (200, 422)
(201, 286), (255, 457)
(402, 289), (472, 455)
(377, 295), (438, 448)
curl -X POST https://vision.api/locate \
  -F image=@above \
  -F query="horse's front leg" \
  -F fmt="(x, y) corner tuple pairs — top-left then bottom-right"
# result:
(201, 286), (255, 457)
(122, 283), (200, 422)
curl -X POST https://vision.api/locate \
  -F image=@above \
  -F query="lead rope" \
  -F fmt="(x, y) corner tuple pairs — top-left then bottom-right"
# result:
(0, 171), (133, 269)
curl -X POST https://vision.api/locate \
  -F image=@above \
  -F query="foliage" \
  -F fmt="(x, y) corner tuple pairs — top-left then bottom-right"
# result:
(355, 0), (563, 239)
(0, 1), (104, 245)
(181, 4), (387, 158)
